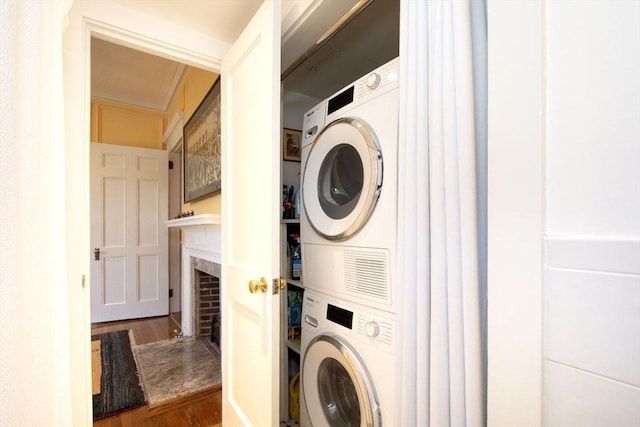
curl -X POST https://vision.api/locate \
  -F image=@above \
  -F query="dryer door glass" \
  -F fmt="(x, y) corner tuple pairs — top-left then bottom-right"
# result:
(317, 358), (360, 426)
(302, 117), (382, 241)
(318, 144), (363, 220)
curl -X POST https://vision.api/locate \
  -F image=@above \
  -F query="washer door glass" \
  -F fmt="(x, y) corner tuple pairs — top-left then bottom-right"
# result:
(302, 335), (379, 427)
(317, 358), (361, 425)
(302, 117), (382, 241)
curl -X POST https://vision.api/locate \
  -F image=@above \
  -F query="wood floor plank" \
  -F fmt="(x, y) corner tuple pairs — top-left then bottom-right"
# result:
(92, 315), (222, 427)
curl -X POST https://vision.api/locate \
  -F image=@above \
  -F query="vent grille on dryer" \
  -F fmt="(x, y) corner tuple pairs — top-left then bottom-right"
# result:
(344, 249), (390, 304)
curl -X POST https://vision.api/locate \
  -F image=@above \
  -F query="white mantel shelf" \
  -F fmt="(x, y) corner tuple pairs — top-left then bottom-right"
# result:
(165, 214), (221, 228)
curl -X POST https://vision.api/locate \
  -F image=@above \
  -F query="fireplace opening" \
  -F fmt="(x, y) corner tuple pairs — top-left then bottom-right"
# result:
(191, 257), (221, 348)
(194, 270), (220, 347)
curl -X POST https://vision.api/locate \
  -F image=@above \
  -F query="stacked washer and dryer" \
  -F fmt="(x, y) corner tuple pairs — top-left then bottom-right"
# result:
(298, 57), (399, 427)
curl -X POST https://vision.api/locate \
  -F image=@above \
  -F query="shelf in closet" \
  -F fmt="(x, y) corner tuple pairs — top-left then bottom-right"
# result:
(281, 218), (300, 224)
(286, 339), (301, 355)
(286, 278), (302, 288)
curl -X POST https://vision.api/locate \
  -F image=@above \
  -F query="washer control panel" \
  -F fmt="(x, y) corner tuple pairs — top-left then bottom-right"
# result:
(302, 290), (394, 350)
(356, 314), (393, 346)
(364, 321), (380, 337)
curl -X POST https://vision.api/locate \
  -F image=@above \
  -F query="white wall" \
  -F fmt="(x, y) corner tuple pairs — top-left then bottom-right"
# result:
(489, 1), (640, 426)
(546, 3), (640, 237)
(1, 2), (75, 425)
(487, 2), (544, 425)
(543, 2), (640, 425)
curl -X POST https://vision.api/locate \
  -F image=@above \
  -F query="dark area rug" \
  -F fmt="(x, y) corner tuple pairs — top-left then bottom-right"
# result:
(92, 330), (146, 420)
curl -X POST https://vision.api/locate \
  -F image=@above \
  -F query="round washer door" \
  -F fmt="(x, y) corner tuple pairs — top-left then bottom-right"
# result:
(302, 117), (383, 241)
(302, 335), (380, 427)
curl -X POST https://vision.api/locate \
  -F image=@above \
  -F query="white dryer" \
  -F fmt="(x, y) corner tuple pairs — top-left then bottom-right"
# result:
(301, 58), (399, 313)
(300, 290), (395, 427)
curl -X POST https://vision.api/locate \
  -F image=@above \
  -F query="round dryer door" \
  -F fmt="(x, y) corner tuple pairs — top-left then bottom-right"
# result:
(302, 117), (383, 241)
(302, 335), (380, 427)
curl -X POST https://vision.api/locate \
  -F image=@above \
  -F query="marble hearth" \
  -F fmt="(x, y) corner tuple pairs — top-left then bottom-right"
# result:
(165, 214), (221, 336)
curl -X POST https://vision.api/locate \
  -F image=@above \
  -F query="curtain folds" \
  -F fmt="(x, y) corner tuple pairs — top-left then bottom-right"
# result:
(397, 1), (487, 426)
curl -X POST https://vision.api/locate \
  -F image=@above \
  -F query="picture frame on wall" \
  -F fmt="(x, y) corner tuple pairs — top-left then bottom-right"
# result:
(283, 128), (302, 162)
(183, 78), (221, 203)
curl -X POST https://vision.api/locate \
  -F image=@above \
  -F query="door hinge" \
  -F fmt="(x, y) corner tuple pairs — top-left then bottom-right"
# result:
(82, 274), (86, 288)
(169, 288), (174, 298)
(168, 160), (174, 169)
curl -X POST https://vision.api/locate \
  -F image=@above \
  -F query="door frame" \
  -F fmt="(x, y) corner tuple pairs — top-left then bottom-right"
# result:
(166, 112), (185, 314)
(168, 144), (183, 314)
(64, 4), (227, 424)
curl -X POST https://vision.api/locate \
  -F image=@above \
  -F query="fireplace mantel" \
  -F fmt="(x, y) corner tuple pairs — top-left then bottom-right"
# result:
(165, 214), (221, 336)
(165, 213), (221, 229)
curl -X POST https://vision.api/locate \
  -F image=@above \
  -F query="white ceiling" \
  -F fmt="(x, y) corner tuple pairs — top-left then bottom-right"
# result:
(91, 38), (188, 111)
(91, 0), (263, 112)
(110, 0), (263, 45)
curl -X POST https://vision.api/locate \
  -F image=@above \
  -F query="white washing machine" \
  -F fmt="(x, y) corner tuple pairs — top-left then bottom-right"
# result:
(300, 58), (399, 313)
(300, 290), (395, 427)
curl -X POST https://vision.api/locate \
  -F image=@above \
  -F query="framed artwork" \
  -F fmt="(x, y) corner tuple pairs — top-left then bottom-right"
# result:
(183, 78), (221, 203)
(283, 128), (302, 162)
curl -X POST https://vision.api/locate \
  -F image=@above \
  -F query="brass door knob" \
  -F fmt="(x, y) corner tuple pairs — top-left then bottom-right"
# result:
(248, 277), (268, 294)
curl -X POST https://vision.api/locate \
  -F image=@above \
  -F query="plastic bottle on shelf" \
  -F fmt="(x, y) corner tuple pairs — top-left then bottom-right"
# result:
(294, 171), (302, 219)
(294, 185), (301, 219)
(291, 234), (302, 280)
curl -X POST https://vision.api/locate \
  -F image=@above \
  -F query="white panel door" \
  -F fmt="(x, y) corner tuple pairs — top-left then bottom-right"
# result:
(221, 1), (281, 425)
(90, 143), (169, 323)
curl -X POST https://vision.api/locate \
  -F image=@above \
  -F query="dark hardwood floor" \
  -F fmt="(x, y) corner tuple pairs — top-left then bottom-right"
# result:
(92, 315), (222, 427)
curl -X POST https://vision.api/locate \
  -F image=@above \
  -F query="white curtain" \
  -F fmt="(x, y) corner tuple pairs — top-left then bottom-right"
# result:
(396, 0), (487, 425)
(0, 0), (74, 424)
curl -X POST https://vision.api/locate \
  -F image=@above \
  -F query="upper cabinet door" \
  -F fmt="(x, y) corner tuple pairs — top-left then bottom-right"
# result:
(220, 1), (281, 426)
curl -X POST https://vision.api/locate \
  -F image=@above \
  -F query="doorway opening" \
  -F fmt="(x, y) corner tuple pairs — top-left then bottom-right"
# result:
(87, 25), (224, 415)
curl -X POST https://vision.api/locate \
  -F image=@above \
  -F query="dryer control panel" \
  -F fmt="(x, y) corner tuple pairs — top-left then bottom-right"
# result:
(302, 100), (326, 144)
(325, 56), (399, 121)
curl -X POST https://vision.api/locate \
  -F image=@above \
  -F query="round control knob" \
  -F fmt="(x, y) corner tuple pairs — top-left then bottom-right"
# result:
(366, 73), (381, 89)
(364, 321), (380, 337)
